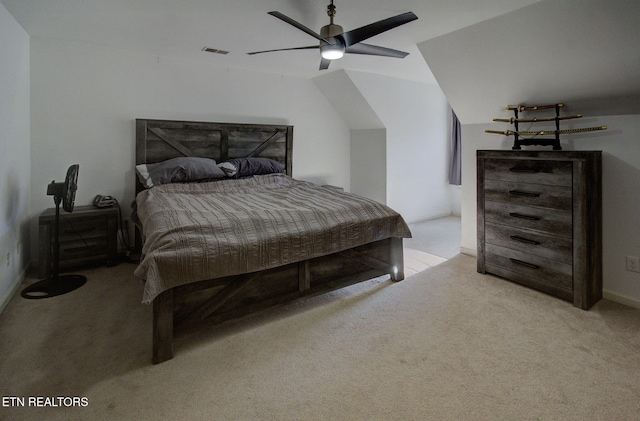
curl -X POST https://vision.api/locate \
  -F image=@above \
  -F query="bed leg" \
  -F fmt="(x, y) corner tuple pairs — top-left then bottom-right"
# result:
(153, 289), (174, 364)
(390, 237), (404, 282)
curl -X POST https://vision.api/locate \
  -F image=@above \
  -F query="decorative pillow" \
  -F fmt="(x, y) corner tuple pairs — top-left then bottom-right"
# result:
(136, 157), (226, 188)
(217, 162), (238, 178)
(218, 157), (285, 179)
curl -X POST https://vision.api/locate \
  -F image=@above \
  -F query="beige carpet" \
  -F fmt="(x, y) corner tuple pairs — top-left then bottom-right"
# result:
(1, 254), (639, 420)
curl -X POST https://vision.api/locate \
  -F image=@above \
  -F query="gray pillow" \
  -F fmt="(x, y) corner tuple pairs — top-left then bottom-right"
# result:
(136, 157), (226, 188)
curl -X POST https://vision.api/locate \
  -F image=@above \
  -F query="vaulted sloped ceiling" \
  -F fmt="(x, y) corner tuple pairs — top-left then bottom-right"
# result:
(3, 0), (638, 126)
(417, 0), (640, 124)
(314, 70), (385, 130)
(0, 0), (544, 84)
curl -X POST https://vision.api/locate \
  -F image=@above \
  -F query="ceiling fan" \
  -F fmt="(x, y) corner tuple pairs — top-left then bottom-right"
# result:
(248, 1), (418, 70)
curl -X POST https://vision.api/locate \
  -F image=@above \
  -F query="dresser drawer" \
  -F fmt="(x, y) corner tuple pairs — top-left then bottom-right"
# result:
(484, 179), (572, 210)
(485, 222), (572, 264)
(484, 201), (572, 238)
(484, 264), (573, 302)
(484, 159), (572, 187)
(485, 244), (573, 290)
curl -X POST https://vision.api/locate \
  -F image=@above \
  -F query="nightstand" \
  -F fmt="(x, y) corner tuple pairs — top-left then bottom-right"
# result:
(38, 205), (119, 278)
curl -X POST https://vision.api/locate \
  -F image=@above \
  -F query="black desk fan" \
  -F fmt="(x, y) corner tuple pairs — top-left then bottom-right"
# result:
(22, 164), (87, 299)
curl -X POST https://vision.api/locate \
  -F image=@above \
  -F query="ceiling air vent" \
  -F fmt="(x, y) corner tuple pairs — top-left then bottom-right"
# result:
(202, 47), (229, 55)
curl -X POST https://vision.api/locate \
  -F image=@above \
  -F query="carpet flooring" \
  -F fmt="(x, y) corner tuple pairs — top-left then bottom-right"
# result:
(405, 216), (461, 260)
(1, 244), (639, 420)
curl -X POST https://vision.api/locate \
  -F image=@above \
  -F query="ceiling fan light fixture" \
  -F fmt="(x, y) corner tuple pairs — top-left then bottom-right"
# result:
(320, 44), (345, 60)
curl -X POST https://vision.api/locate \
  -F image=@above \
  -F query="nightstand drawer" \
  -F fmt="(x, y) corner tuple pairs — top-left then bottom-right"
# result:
(59, 218), (108, 241)
(484, 179), (572, 210)
(484, 201), (572, 238)
(485, 222), (572, 264)
(59, 237), (109, 261)
(484, 159), (572, 187)
(485, 243), (572, 290)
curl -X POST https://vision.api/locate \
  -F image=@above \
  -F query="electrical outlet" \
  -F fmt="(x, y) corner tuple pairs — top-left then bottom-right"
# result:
(5, 252), (10, 267)
(626, 256), (640, 273)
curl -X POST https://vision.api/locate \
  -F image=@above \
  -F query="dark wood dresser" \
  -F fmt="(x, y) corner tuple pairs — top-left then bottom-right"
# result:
(477, 150), (602, 310)
(39, 205), (119, 278)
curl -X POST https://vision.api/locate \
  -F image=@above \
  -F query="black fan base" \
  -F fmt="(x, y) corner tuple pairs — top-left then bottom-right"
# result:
(21, 275), (87, 299)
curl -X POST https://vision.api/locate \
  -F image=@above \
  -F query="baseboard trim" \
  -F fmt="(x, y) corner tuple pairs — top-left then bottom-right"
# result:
(603, 290), (640, 309)
(406, 213), (458, 225)
(460, 246), (477, 257)
(0, 266), (29, 315)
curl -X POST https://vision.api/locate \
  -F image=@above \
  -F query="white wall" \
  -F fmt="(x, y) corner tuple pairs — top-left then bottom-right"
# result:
(314, 69), (453, 222)
(460, 116), (640, 306)
(348, 71), (452, 223)
(29, 37), (351, 261)
(0, 3), (30, 310)
(351, 129), (386, 204)
(450, 185), (461, 217)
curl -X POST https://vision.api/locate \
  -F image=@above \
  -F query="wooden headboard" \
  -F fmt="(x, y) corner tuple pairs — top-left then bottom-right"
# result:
(135, 119), (294, 194)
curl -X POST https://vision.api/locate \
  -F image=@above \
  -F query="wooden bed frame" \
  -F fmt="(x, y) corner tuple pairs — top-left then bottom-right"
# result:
(135, 119), (405, 364)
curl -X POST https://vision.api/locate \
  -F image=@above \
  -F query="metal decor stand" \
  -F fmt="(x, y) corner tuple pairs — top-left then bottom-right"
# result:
(485, 103), (607, 150)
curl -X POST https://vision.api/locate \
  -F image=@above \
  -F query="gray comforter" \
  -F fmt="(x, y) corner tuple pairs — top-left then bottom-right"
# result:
(134, 174), (411, 303)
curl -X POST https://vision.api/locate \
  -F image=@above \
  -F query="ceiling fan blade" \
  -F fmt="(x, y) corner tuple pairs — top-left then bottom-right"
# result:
(247, 45), (318, 55)
(339, 12), (418, 47)
(319, 58), (331, 70)
(345, 43), (409, 58)
(268, 11), (331, 44)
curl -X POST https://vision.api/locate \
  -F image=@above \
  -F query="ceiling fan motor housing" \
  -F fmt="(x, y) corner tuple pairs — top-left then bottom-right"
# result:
(321, 24), (343, 38)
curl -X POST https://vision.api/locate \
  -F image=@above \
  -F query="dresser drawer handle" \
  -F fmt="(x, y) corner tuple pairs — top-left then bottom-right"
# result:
(510, 258), (540, 270)
(509, 212), (541, 221)
(509, 235), (540, 245)
(509, 190), (541, 198)
(509, 167), (540, 173)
